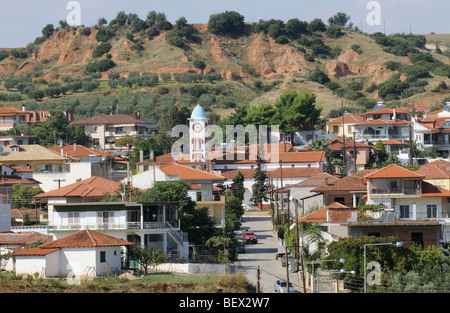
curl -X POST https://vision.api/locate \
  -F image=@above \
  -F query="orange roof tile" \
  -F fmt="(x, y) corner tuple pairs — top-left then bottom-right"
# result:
(326, 113), (364, 124)
(311, 175), (367, 192)
(159, 163), (225, 181)
(40, 229), (132, 248)
(364, 164), (423, 179)
(353, 119), (411, 126)
(361, 107), (410, 116)
(421, 181), (450, 197)
(416, 164), (450, 180)
(13, 247), (59, 256)
(297, 207), (328, 223)
(291, 172), (339, 187)
(34, 176), (121, 199)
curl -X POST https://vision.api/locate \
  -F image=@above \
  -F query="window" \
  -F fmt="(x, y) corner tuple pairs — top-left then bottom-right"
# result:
(367, 232), (380, 237)
(100, 251), (106, 263)
(97, 211), (115, 225)
(399, 205), (409, 218)
(68, 212), (80, 225)
(427, 205), (437, 218)
(411, 232), (423, 247)
(334, 197), (345, 205)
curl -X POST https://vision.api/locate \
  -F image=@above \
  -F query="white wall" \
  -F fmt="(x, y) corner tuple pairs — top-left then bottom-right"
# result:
(33, 162), (94, 192)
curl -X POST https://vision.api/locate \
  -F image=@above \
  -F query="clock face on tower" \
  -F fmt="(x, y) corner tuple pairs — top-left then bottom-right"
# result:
(192, 122), (203, 133)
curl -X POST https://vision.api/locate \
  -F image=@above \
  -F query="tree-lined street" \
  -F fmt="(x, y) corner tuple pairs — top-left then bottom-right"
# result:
(236, 210), (304, 293)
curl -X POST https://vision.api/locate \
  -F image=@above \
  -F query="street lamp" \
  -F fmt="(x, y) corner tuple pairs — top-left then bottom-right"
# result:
(363, 241), (403, 293)
(329, 269), (356, 293)
(308, 258), (345, 293)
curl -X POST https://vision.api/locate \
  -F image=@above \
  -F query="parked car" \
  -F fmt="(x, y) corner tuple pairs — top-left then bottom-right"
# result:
(281, 254), (295, 267)
(243, 231), (257, 244)
(237, 242), (246, 253)
(274, 279), (296, 293)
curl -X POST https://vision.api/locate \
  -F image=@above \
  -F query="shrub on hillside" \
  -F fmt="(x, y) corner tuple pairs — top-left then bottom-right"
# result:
(92, 42), (112, 58)
(309, 70), (330, 84)
(208, 11), (245, 36)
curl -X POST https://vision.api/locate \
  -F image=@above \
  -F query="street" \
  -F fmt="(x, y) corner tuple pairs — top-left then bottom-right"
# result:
(236, 210), (305, 293)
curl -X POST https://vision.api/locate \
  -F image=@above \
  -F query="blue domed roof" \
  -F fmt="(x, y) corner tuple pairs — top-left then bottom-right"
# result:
(190, 104), (207, 119)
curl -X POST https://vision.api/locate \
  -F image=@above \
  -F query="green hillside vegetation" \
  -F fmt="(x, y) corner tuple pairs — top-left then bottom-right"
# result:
(0, 10), (449, 133)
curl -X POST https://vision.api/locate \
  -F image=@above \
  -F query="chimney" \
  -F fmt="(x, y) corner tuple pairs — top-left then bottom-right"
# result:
(140, 149), (144, 162)
(22, 104), (26, 112)
(73, 140), (77, 151)
(392, 108), (396, 121)
(136, 111), (140, 120)
(150, 150), (154, 160)
(324, 177), (329, 185)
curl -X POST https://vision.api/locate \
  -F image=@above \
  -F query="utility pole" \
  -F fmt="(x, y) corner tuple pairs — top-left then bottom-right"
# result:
(256, 265), (261, 293)
(341, 100), (346, 175)
(280, 160), (284, 228)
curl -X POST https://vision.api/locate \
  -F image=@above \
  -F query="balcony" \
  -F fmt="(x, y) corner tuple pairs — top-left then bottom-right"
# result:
(48, 221), (178, 231)
(370, 187), (420, 196)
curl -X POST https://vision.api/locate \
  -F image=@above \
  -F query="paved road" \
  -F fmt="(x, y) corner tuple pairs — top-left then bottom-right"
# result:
(236, 210), (305, 293)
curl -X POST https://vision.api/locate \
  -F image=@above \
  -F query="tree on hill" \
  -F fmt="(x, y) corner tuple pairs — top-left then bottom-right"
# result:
(272, 89), (322, 144)
(208, 11), (245, 36)
(328, 12), (351, 28)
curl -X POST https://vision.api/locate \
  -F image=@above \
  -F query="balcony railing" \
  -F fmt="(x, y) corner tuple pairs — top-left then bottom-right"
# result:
(370, 187), (420, 196)
(48, 221), (178, 231)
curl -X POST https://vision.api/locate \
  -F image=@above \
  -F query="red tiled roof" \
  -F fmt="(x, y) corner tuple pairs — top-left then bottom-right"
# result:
(383, 139), (406, 145)
(327, 139), (380, 151)
(291, 172), (339, 187)
(297, 207), (327, 223)
(353, 119), (411, 126)
(13, 247), (59, 256)
(0, 231), (48, 246)
(364, 164), (423, 179)
(311, 174), (367, 192)
(159, 163), (225, 181)
(326, 113), (364, 124)
(190, 184), (221, 191)
(361, 107), (410, 116)
(416, 164), (450, 180)
(34, 176), (121, 198)
(421, 181), (450, 197)
(212, 151), (326, 164)
(72, 114), (154, 125)
(40, 229), (132, 248)
(0, 107), (25, 117)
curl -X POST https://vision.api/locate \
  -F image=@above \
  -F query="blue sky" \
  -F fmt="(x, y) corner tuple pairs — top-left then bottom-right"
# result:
(0, 0), (448, 47)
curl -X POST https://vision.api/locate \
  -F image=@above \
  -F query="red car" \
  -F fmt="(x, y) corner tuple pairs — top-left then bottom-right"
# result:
(243, 231), (257, 244)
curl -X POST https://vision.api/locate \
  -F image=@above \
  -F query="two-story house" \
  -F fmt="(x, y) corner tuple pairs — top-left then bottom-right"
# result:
(326, 113), (364, 139)
(355, 164), (448, 248)
(72, 114), (157, 151)
(412, 104), (450, 158)
(35, 176), (189, 261)
(353, 102), (411, 145)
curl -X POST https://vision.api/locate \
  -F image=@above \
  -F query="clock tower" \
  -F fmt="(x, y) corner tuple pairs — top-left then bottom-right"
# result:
(189, 104), (208, 163)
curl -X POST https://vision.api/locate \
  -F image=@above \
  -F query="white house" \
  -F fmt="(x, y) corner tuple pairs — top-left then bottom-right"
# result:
(13, 229), (132, 278)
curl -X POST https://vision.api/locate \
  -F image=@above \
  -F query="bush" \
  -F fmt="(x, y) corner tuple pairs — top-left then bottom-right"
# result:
(92, 42), (112, 58)
(351, 44), (363, 54)
(208, 11), (245, 36)
(325, 26), (344, 38)
(275, 35), (289, 44)
(309, 70), (330, 84)
(95, 27), (115, 42)
(193, 60), (206, 69)
(307, 18), (326, 32)
(86, 57), (115, 73)
(165, 30), (184, 47)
